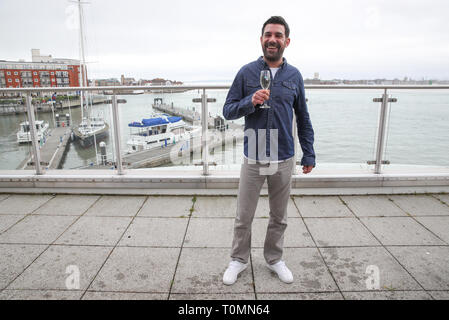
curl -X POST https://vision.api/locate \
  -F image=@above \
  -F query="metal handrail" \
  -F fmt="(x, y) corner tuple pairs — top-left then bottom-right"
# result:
(1, 84), (449, 93)
(1, 85), (449, 177)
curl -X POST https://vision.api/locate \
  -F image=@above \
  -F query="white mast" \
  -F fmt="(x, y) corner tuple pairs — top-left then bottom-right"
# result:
(78, 0), (87, 120)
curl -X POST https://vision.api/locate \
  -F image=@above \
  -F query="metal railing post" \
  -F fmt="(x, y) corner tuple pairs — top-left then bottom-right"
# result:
(292, 113), (299, 175)
(111, 92), (124, 175)
(25, 93), (43, 175)
(201, 88), (209, 175)
(374, 89), (389, 174)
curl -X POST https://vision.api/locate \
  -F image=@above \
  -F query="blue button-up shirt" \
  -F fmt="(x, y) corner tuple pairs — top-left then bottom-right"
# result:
(223, 56), (316, 166)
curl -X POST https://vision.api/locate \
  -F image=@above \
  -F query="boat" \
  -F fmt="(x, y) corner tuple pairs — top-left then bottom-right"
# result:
(71, 116), (109, 147)
(126, 113), (201, 154)
(17, 120), (49, 144)
(72, 0), (109, 148)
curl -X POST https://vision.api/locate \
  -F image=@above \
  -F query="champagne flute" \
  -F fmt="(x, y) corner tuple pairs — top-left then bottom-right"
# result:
(259, 70), (271, 109)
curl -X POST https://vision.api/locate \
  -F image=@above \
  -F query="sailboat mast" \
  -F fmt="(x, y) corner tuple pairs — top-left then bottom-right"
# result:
(78, 0), (87, 119)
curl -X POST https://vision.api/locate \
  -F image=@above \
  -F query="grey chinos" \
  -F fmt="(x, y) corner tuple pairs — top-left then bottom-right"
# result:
(231, 157), (294, 265)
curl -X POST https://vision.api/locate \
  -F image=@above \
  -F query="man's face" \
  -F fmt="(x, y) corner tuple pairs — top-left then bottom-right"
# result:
(260, 24), (290, 62)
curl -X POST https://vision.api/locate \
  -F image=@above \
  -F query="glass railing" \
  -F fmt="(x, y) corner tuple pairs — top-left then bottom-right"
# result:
(384, 88), (449, 168)
(0, 85), (448, 176)
(0, 93), (39, 172)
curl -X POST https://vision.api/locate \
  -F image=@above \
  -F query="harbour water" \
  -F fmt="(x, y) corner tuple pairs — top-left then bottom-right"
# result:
(0, 88), (448, 170)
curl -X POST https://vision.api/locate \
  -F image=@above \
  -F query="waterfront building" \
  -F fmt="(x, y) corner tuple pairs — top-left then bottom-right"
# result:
(121, 74), (137, 86)
(94, 78), (120, 86)
(0, 49), (82, 94)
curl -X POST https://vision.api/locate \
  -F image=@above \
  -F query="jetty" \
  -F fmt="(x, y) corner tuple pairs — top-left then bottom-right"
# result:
(17, 126), (72, 170)
(120, 129), (242, 169)
(153, 102), (242, 131)
(0, 96), (120, 115)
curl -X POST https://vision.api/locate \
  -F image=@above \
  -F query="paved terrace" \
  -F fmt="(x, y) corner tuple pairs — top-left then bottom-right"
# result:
(0, 193), (448, 300)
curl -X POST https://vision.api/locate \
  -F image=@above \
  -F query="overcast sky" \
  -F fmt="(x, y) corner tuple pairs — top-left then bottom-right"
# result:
(1, 0), (448, 82)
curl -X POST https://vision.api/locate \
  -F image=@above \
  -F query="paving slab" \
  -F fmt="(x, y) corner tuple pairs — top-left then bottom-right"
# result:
(341, 195), (406, 217)
(171, 248), (254, 294)
(252, 218), (315, 248)
(427, 291), (449, 300)
(184, 218), (233, 248)
(55, 217), (132, 246)
(0, 289), (83, 300)
(342, 291), (432, 300)
(119, 217), (188, 247)
(0, 215), (77, 244)
(257, 292), (343, 300)
(0, 194), (53, 215)
(303, 218), (380, 247)
(414, 216), (449, 243)
(8, 245), (112, 290)
(389, 195), (449, 216)
(0, 215), (25, 233)
(82, 291), (167, 300)
(170, 293), (256, 300)
(138, 196), (193, 218)
(293, 196), (353, 218)
(84, 195), (146, 217)
(252, 248), (339, 293)
(434, 194), (449, 206)
(89, 247), (179, 293)
(254, 197), (300, 218)
(360, 217), (445, 246)
(0, 194), (10, 202)
(193, 196), (237, 217)
(320, 247), (421, 292)
(34, 195), (100, 216)
(0, 244), (47, 289)
(387, 246), (449, 290)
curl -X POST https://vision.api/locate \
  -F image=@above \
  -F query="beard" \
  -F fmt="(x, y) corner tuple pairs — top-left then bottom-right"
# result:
(262, 42), (285, 62)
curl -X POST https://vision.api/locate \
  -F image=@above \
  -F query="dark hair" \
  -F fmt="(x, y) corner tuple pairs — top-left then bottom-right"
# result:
(262, 16), (290, 38)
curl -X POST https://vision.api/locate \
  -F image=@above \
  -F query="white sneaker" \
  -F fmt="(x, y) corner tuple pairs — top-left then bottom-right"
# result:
(223, 261), (248, 285)
(267, 261), (294, 284)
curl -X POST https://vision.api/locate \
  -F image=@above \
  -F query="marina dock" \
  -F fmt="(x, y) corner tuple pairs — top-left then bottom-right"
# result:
(18, 126), (72, 170)
(153, 102), (242, 131)
(0, 97), (115, 115)
(13, 102), (244, 171)
(123, 103), (243, 168)
(121, 128), (242, 169)
(84, 103), (244, 169)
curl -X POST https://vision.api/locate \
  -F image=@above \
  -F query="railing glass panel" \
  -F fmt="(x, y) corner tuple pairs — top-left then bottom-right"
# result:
(205, 89), (243, 172)
(307, 89), (383, 167)
(55, 92), (114, 170)
(0, 93), (33, 171)
(110, 89), (203, 172)
(385, 89), (449, 168)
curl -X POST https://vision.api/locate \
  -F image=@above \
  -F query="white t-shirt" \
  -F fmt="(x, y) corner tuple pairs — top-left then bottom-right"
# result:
(270, 67), (280, 79)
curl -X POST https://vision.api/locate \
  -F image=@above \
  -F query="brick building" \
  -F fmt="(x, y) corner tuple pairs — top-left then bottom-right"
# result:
(0, 49), (82, 90)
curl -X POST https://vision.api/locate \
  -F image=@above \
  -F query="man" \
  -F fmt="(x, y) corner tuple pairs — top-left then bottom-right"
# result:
(222, 16), (315, 285)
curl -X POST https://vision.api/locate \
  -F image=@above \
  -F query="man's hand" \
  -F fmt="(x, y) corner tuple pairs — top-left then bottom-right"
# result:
(302, 165), (313, 174)
(252, 89), (270, 106)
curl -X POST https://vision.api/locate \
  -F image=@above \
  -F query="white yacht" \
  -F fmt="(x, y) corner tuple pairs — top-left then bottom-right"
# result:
(72, 116), (109, 147)
(126, 114), (200, 154)
(17, 120), (49, 144)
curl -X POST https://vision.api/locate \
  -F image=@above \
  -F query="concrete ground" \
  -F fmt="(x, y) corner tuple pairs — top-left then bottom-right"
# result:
(0, 193), (448, 300)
